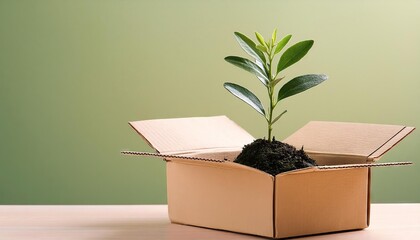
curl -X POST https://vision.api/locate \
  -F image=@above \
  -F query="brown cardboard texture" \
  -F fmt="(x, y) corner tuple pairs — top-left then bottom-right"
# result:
(128, 116), (414, 239)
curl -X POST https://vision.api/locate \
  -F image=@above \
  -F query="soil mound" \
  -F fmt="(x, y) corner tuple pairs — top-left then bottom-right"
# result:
(234, 138), (317, 175)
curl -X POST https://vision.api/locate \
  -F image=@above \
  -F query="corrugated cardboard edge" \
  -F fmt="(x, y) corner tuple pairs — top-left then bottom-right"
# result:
(121, 151), (413, 170)
(317, 162), (413, 169)
(120, 151), (225, 162)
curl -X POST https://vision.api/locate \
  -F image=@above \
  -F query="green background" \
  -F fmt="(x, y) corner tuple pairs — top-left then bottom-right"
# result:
(1, 0), (419, 204)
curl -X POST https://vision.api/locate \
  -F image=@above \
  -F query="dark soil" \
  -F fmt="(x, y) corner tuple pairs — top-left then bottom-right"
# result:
(234, 138), (317, 176)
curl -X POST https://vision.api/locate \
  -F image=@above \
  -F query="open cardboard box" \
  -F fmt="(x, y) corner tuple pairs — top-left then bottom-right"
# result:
(125, 115), (414, 239)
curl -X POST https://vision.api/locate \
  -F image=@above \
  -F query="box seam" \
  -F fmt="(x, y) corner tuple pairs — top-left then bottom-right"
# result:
(367, 168), (371, 227)
(272, 177), (276, 238)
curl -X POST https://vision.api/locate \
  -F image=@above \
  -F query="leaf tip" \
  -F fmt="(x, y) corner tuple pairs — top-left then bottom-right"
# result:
(317, 74), (328, 81)
(224, 56), (233, 61)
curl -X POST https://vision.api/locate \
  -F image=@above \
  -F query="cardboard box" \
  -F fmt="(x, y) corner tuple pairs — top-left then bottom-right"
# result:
(127, 115), (414, 239)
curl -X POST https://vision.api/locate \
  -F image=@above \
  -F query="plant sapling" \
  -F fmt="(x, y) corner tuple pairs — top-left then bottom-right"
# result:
(224, 29), (328, 175)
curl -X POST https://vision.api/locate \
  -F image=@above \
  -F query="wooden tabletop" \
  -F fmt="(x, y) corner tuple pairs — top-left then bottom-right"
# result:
(0, 204), (419, 239)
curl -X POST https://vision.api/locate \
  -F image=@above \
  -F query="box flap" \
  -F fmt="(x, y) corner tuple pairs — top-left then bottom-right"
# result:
(284, 121), (414, 161)
(130, 116), (254, 154)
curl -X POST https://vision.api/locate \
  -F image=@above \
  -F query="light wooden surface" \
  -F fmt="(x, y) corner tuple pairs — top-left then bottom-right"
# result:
(0, 204), (419, 240)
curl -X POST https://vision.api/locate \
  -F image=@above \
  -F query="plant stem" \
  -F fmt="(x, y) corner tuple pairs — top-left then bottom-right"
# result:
(267, 86), (274, 141)
(267, 46), (275, 142)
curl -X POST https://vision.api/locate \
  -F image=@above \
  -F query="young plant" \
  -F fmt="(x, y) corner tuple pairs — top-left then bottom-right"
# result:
(224, 29), (328, 141)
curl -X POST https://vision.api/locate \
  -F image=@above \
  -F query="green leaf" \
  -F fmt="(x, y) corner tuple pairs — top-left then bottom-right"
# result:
(225, 56), (269, 85)
(224, 82), (266, 117)
(255, 60), (269, 84)
(277, 74), (328, 102)
(276, 40), (314, 73)
(272, 29), (277, 44)
(255, 32), (267, 48)
(270, 76), (285, 87)
(234, 32), (266, 64)
(274, 34), (292, 55)
(272, 110), (287, 125)
(256, 45), (267, 53)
